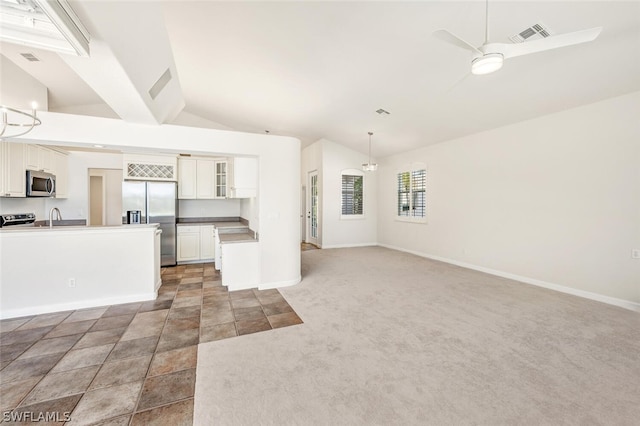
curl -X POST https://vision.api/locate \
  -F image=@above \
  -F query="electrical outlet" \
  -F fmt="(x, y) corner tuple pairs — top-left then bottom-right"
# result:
(632, 249), (640, 259)
(68, 278), (76, 288)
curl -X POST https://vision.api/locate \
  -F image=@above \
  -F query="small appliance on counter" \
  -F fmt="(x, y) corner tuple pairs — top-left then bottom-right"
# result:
(126, 210), (141, 224)
(0, 213), (36, 228)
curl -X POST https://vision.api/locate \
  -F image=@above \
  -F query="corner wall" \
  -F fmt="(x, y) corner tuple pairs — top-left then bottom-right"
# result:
(377, 91), (640, 308)
(301, 139), (378, 248)
(320, 139), (377, 248)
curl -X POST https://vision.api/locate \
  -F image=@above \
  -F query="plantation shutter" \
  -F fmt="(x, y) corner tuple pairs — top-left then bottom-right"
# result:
(342, 175), (363, 215)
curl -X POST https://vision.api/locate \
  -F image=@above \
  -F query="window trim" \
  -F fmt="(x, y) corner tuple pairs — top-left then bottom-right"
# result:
(340, 169), (365, 220)
(396, 164), (427, 224)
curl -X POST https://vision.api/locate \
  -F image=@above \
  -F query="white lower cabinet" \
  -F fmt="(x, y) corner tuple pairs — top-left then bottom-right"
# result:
(176, 225), (215, 263)
(200, 225), (215, 260)
(221, 242), (260, 290)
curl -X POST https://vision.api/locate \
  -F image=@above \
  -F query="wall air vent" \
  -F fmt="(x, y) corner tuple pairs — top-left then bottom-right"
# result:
(20, 52), (40, 62)
(509, 23), (553, 43)
(148, 68), (172, 100)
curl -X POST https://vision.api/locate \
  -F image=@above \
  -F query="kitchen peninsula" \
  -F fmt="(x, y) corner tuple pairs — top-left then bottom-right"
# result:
(0, 224), (161, 319)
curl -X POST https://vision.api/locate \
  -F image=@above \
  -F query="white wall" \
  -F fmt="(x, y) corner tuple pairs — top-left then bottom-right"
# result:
(170, 110), (234, 131)
(240, 197), (259, 232)
(320, 139), (377, 248)
(0, 55), (48, 110)
(301, 140), (322, 245)
(51, 103), (119, 119)
(178, 199), (241, 218)
(19, 111), (301, 289)
(378, 91), (640, 308)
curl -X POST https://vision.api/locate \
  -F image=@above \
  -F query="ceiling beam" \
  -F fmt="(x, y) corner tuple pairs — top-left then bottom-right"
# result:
(60, 1), (184, 124)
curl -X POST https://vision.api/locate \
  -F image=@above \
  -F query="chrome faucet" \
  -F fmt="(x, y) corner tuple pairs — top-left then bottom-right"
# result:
(49, 207), (62, 229)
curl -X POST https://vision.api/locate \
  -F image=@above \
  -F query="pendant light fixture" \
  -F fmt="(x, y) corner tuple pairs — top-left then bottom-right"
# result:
(362, 131), (377, 172)
(0, 102), (41, 140)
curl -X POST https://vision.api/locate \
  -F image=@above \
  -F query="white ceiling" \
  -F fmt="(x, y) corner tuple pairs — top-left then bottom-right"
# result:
(1, 1), (639, 157)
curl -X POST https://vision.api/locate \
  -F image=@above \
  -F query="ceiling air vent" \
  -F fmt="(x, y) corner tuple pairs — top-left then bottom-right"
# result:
(20, 52), (40, 62)
(509, 23), (553, 43)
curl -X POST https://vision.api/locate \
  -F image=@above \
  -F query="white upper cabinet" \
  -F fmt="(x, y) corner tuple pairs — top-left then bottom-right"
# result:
(123, 154), (178, 182)
(0, 142), (26, 197)
(214, 160), (227, 198)
(178, 158), (197, 199)
(178, 156), (229, 200)
(25, 144), (53, 172)
(196, 159), (215, 199)
(1, 143), (67, 198)
(229, 157), (257, 198)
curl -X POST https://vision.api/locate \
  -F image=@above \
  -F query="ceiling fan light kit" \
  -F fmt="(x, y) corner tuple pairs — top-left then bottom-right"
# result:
(433, 0), (602, 76)
(471, 53), (504, 75)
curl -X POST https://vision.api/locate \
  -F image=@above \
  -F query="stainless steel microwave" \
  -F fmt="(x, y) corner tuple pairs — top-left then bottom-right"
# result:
(26, 170), (56, 197)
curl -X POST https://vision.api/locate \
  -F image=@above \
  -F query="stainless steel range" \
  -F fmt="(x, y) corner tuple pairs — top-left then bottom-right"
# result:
(0, 213), (36, 228)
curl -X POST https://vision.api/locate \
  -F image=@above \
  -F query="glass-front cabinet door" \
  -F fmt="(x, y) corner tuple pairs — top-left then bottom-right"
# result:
(215, 160), (227, 198)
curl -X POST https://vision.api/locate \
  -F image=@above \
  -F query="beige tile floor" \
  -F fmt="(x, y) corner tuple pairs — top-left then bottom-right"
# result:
(0, 263), (302, 425)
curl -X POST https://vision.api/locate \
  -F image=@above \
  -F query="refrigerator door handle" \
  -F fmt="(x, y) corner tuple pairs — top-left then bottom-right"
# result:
(145, 183), (150, 224)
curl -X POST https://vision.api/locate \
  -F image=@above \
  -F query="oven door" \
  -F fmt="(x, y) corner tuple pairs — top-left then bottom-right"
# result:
(27, 170), (56, 197)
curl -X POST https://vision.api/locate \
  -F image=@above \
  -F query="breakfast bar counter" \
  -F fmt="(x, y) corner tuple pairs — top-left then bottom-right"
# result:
(0, 224), (161, 319)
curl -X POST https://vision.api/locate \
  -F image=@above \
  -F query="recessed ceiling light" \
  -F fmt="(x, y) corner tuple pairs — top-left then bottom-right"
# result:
(93, 144), (104, 148)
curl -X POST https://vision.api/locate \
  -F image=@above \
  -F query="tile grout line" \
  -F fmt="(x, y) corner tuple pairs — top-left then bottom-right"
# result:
(1, 262), (302, 424)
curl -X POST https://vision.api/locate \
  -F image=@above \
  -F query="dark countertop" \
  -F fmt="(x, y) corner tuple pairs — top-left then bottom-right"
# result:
(177, 217), (248, 225)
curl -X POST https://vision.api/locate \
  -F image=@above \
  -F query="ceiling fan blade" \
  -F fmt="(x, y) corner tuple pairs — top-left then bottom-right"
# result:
(499, 27), (603, 59)
(433, 29), (482, 55)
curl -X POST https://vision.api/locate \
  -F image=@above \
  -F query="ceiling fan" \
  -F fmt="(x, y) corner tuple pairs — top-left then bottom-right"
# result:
(433, 0), (602, 75)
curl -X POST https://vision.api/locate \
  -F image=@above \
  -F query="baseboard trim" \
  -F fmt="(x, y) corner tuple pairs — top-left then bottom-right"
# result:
(0, 292), (158, 320)
(259, 275), (302, 291)
(378, 244), (640, 313)
(320, 243), (378, 249)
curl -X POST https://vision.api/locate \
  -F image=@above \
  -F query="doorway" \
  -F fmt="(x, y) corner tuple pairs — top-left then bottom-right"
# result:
(306, 170), (319, 247)
(88, 168), (123, 226)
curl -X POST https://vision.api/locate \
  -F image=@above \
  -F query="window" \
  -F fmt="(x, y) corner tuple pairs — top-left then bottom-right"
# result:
(341, 173), (363, 216)
(397, 168), (426, 222)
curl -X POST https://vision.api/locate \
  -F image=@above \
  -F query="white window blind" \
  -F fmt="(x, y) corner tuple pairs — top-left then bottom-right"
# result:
(397, 169), (426, 221)
(341, 175), (363, 215)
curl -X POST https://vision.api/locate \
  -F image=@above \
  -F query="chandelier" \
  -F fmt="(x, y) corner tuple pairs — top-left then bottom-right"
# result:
(0, 103), (41, 140)
(362, 131), (377, 172)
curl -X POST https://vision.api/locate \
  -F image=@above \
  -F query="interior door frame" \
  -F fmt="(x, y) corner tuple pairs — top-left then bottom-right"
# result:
(306, 170), (319, 247)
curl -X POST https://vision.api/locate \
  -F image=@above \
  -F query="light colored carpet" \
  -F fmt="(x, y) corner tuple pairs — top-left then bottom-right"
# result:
(194, 246), (640, 425)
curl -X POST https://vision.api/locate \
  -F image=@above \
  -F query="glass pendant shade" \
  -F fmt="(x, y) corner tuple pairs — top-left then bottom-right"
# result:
(362, 131), (377, 172)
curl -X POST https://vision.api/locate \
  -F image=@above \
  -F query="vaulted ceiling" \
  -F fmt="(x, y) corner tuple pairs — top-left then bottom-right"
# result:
(1, 1), (639, 157)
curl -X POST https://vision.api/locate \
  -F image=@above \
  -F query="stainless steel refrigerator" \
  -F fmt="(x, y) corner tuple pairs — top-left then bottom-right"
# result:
(122, 181), (177, 266)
